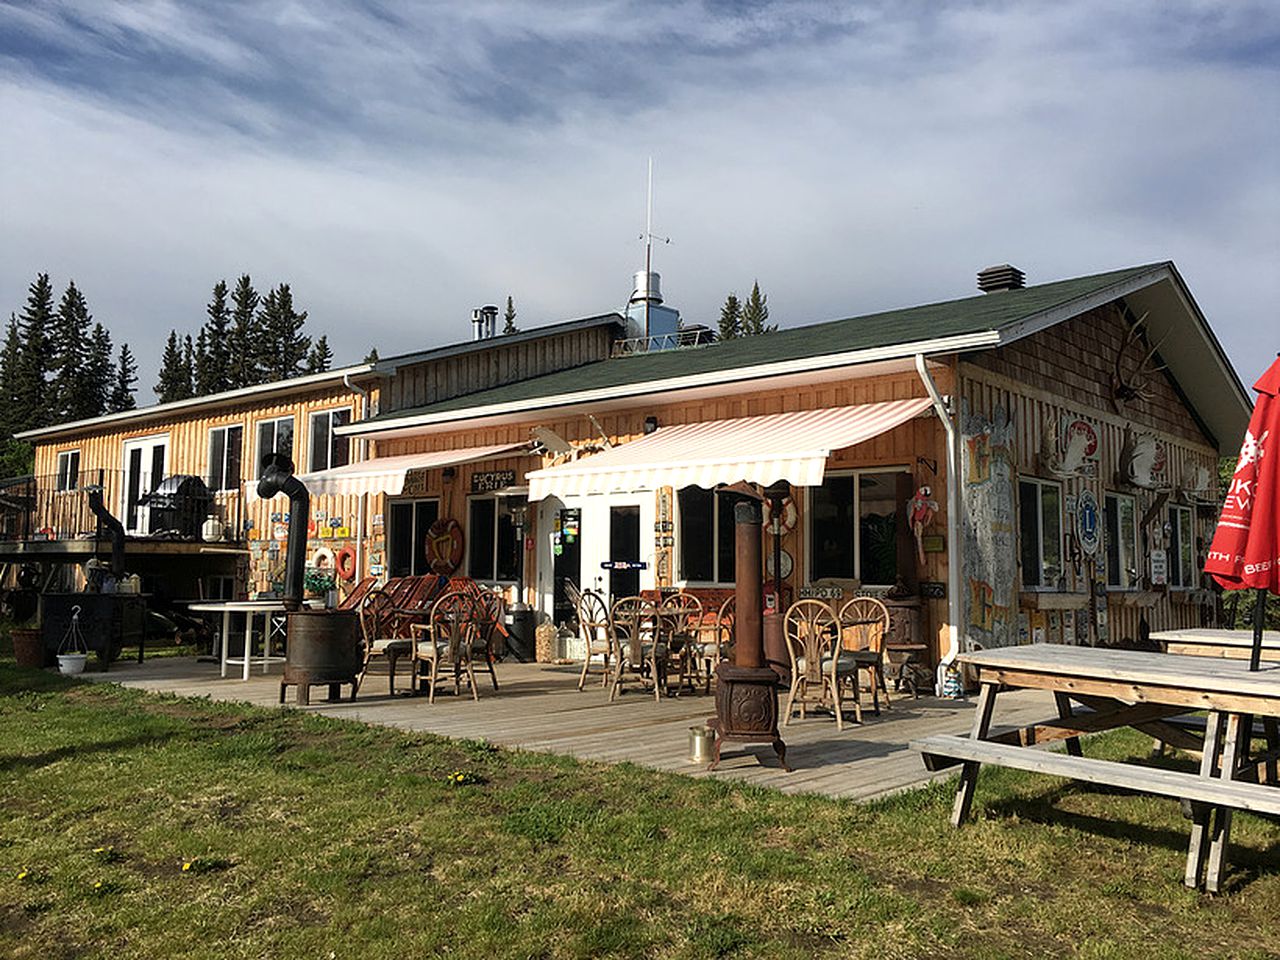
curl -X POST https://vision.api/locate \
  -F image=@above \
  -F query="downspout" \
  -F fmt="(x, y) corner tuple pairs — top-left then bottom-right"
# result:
(343, 371), (372, 584)
(915, 354), (963, 683)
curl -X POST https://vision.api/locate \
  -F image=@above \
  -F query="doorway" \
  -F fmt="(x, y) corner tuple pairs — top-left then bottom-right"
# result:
(607, 505), (641, 602)
(551, 506), (582, 626)
(122, 435), (168, 535)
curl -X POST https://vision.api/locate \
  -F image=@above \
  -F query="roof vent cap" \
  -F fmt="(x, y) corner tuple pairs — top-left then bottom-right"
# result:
(977, 264), (1026, 293)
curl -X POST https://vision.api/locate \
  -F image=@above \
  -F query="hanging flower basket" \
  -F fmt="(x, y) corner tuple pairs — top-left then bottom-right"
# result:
(57, 605), (89, 675)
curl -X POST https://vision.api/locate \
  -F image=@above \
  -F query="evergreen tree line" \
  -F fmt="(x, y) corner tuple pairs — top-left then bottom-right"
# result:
(0, 273), (139, 476)
(717, 281), (776, 340)
(155, 276), (332, 403)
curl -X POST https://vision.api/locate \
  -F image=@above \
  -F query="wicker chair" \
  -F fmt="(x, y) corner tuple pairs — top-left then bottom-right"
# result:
(470, 588), (505, 691)
(410, 590), (484, 703)
(356, 588), (411, 696)
(690, 595), (735, 693)
(835, 596), (892, 722)
(781, 599), (850, 729)
(575, 589), (613, 691)
(658, 592), (704, 695)
(608, 595), (664, 701)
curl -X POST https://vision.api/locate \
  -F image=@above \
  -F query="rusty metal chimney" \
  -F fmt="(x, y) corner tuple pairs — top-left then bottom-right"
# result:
(256, 453), (310, 611)
(977, 264), (1025, 293)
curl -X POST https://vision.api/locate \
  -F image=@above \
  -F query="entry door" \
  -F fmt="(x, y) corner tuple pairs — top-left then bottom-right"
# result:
(122, 435), (168, 535)
(607, 505), (641, 602)
(552, 506), (583, 626)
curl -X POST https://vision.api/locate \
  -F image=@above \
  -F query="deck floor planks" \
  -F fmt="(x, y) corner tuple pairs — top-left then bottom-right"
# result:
(86, 658), (1054, 800)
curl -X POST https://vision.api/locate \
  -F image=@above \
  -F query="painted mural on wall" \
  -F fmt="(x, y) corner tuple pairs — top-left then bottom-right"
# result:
(961, 400), (1019, 650)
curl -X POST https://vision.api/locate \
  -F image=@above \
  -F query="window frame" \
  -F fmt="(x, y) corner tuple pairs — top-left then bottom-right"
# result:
(466, 492), (527, 584)
(387, 497), (441, 578)
(1018, 476), (1065, 591)
(1103, 491), (1139, 591)
(1168, 504), (1196, 590)
(55, 449), (81, 493)
(255, 415), (295, 473)
(307, 407), (352, 473)
(675, 486), (737, 586)
(207, 423), (244, 493)
(803, 466), (910, 585)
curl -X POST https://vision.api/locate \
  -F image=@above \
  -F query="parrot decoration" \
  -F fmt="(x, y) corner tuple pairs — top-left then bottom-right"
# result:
(908, 485), (939, 566)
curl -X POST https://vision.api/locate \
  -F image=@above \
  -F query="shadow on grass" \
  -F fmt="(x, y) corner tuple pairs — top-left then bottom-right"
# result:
(0, 731), (175, 774)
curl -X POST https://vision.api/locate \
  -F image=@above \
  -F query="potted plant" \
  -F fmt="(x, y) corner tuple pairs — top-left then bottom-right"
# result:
(303, 568), (337, 606)
(56, 605), (89, 676)
(10, 617), (45, 669)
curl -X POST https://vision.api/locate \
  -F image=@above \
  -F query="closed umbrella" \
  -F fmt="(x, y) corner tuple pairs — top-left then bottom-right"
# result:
(1205, 356), (1280, 670)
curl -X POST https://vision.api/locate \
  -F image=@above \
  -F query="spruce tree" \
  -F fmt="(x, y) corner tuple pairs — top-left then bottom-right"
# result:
(193, 328), (212, 396)
(50, 280), (93, 421)
(110, 344), (138, 412)
(306, 335), (333, 373)
(741, 281), (775, 336)
(228, 275), (260, 389)
(718, 293), (742, 340)
(201, 279), (232, 394)
(364, 347), (379, 364)
(258, 283), (310, 381)
(156, 331), (194, 403)
(16, 272), (55, 432)
(503, 295), (519, 334)
(182, 334), (196, 398)
(0, 315), (22, 438)
(85, 323), (113, 418)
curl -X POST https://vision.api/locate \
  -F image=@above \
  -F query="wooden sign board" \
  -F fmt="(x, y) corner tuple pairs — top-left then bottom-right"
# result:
(471, 470), (516, 493)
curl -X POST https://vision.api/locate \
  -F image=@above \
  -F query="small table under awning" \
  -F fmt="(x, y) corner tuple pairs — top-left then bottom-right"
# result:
(526, 397), (934, 500)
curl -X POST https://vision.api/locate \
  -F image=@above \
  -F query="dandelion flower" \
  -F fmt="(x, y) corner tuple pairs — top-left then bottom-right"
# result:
(16, 871), (28, 881)
(182, 861), (193, 872)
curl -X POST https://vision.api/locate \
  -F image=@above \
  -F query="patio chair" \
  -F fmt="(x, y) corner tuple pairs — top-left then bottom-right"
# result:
(410, 590), (484, 703)
(575, 589), (614, 691)
(608, 595), (664, 701)
(338, 576), (376, 611)
(835, 596), (892, 721)
(782, 599), (849, 730)
(471, 588), (505, 690)
(690, 595), (735, 694)
(658, 592), (704, 695)
(357, 588), (411, 696)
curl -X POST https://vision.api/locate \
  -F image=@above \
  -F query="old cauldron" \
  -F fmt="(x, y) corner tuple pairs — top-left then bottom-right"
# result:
(257, 453), (363, 706)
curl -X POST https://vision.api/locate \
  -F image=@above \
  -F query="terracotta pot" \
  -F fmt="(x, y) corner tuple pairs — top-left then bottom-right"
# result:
(11, 627), (45, 668)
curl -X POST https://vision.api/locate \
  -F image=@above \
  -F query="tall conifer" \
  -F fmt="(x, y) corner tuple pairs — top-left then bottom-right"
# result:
(16, 273), (55, 432)
(306, 335), (333, 373)
(258, 283), (310, 381)
(503, 296), (519, 334)
(718, 293), (742, 340)
(740, 281), (775, 336)
(50, 280), (93, 421)
(156, 331), (194, 403)
(201, 280), (232, 393)
(228, 275), (260, 389)
(84, 323), (113, 418)
(110, 344), (138, 412)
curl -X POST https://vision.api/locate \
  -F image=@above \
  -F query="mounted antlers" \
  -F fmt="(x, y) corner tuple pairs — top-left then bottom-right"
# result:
(1111, 312), (1168, 412)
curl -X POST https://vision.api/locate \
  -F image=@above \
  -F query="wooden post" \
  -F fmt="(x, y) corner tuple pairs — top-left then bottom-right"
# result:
(1185, 710), (1224, 889)
(951, 680), (998, 827)
(1054, 692), (1084, 757)
(1205, 712), (1247, 893)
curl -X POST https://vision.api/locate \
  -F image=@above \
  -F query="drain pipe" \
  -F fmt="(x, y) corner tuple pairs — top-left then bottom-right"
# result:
(344, 371), (372, 586)
(915, 354), (963, 686)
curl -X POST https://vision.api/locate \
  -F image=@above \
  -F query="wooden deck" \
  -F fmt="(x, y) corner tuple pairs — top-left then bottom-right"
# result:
(87, 658), (1055, 801)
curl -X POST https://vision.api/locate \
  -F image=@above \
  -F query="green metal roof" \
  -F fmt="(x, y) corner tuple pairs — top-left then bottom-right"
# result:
(361, 263), (1164, 425)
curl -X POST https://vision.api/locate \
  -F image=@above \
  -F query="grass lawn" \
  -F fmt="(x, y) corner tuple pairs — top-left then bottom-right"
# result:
(0, 663), (1277, 960)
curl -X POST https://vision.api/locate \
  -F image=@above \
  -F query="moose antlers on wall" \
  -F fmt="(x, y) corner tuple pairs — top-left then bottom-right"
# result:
(1111, 311), (1168, 413)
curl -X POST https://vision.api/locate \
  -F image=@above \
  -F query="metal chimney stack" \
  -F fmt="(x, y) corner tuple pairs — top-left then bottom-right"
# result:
(471, 305), (499, 340)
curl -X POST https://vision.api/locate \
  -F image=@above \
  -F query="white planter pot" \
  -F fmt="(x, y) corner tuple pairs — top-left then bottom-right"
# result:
(57, 653), (88, 676)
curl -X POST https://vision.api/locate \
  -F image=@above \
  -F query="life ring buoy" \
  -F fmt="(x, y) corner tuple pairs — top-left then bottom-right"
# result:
(311, 546), (336, 571)
(426, 518), (465, 575)
(762, 496), (797, 536)
(335, 545), (358, 582)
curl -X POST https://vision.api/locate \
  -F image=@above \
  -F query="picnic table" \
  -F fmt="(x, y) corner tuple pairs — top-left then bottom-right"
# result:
(912, 644), (1280, 892)
(1151, 627), (1280, 663)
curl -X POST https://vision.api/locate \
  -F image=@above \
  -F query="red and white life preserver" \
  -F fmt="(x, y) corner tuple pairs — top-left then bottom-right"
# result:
(426, 518), (465, 575)
(762, 496), (797, 536)
(311, 546), (336, 571)
(335, 545), (358, 582)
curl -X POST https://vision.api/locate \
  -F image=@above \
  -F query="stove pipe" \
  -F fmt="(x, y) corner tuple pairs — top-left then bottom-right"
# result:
(256, 454), (310, 611)
(85, 485), (125, 578)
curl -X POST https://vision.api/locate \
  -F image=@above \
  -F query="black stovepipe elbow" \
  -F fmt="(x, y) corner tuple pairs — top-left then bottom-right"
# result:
(257, 456), (310, 612)
(86, 486), (126, 578)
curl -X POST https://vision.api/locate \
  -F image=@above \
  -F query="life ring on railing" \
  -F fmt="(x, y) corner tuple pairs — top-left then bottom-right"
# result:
(762, 496), (797, 536)
(426, 518), (465, 575)
(335, 545), (358, 582)
(311, 546), (336, 571)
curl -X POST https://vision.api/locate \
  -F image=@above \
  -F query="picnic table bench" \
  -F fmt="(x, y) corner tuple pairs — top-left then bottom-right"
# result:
(912, 644), (1280, 892)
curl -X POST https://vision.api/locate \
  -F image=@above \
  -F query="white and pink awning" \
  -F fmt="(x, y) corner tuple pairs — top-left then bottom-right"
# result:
(526, 397), (933, 501)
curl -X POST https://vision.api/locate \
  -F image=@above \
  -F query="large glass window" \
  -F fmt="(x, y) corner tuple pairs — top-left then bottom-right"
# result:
(55, 450), (80, 492)
(208, 425), (243, 492)
(467, 494), (527, 582)
(1169, 505), (1196, 589)
(256, 416), (294, 471)
(1019, 478), (1063, 589)
(808, 469), (905, 585)
(1104, 492), (1138, 589)
(677, 487), (736, 583)
(388, 498), (440, 578)
(308, 408), (351, 472)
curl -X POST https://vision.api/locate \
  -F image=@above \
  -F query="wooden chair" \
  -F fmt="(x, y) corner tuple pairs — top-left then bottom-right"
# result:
(690, 595), (735, 694)
(782, 599), (849, 730)
(338, 576), (376, 611)
(658, 592), (704, 695)
(575, 589), (613, 691)
(835, 596), (892, 722)
(410, 590), (484, 703)
(471, 588), (505, 690)
(356, 589), (411, 696)
(608, 595), (664, 701)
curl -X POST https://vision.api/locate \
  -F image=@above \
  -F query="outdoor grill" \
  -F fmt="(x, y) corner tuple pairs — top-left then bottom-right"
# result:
(140, 474), (211, 538)
(257, 454), (362, 705)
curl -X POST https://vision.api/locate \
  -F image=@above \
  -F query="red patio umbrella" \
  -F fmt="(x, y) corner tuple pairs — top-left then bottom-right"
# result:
(1205, 355), (1280, 670)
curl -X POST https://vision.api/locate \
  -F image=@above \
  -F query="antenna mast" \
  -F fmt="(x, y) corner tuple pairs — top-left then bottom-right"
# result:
(645, 157), (652, 339)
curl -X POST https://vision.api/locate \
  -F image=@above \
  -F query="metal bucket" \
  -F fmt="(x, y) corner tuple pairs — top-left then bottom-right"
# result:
(688, 725), (716, 764)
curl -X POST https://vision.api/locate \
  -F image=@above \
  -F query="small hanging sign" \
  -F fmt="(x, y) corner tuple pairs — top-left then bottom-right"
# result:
(1076, 489), (1100, 556)
(601, 560), (647, 570)
(471, 470), (516, 493)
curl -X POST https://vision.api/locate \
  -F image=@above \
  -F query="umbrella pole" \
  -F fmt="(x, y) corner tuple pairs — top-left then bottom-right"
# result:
(1250, 588), (1265, 672)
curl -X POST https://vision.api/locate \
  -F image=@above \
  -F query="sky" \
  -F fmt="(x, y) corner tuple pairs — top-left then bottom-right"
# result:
(1, 1), (1277, 402)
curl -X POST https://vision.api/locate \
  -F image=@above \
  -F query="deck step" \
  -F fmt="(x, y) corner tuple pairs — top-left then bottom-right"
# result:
(911, 734), (1280, 816)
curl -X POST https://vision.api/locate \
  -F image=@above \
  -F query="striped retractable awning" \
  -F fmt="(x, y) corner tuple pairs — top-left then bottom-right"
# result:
(525, 397), (934, 501)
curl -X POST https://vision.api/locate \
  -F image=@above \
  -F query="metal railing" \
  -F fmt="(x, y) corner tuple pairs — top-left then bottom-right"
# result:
(611, 328), (717, 357)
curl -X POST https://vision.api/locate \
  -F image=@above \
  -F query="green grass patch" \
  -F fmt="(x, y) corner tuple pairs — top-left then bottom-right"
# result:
(0, 662), (1276, 959)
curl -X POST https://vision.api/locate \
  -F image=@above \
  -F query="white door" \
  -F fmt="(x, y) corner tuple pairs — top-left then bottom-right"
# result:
(581, 492), (656, 605)
(122, 435), (169, 535)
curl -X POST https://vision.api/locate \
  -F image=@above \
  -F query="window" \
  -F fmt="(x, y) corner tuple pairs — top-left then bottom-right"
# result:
(308, 408), (351, 472)
(467, 494), (527, 582)
(388, 499), (440, 578)
(1104, 493), (1139, 589)
(1019, 478), (1063, 589)
(208, 425), (243, 492)
(1169, 505), (1196, 589)
(55, 450), (80, 492)
(807, 469), (905, 585)
(677, 486), (736, 584)
(256, 416), (294, 472)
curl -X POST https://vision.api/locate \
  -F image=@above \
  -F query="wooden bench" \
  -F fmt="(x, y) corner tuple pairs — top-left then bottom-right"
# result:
(912, 734), (1280, 817)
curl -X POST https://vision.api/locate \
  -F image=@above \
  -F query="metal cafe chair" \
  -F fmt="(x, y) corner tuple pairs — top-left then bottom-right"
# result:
(835, 596), (893, 722)
(608, 595), (664, 701)
(781, 598), (851, 730)
(356, 588), (411, 697)
(575, 589), (614, 691)
(690, 594), (735, 694)
(410, 590), (484, 704)
(471, 587), (505, 691)
(657, 591), (704, 695)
